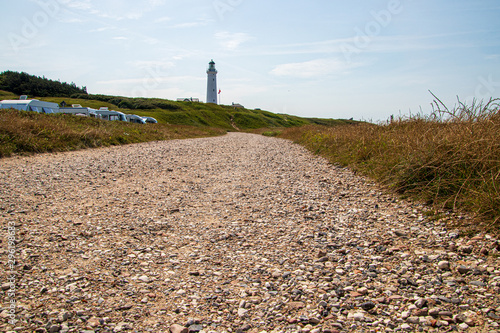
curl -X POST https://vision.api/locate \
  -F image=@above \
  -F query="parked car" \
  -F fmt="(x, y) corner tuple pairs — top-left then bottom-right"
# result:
(142, 116), (158, 124)
(126, 114), (146, 124)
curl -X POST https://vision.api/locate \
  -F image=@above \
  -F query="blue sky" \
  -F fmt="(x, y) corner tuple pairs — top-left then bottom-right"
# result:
(1, 0), (499, 121)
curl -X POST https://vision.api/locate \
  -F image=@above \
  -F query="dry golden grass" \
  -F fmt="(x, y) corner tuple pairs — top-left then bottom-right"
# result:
(280, 98), (500, 233)
(0, 109), (225, 158)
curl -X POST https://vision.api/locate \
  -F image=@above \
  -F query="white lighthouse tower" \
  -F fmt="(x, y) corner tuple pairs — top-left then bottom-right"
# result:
(206, 59), (218, 104)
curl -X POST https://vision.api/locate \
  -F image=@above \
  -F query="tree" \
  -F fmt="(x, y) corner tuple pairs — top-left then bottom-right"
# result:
(0, 71), (88, 97)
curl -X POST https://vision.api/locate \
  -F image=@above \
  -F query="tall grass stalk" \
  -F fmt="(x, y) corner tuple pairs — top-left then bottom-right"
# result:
(280, 98), (500, 232)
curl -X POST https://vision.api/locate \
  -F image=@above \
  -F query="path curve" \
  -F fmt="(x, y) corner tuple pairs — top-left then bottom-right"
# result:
(0, 133), (499, 332)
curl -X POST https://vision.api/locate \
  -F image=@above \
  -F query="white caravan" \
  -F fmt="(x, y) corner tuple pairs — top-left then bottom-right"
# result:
(0, 97), (59, 114)
(126, 114), (146, 124)
(94, 107), (127, 121)
(58, 104), (99, 118)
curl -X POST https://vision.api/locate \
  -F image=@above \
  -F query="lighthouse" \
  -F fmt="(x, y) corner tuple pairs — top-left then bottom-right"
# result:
(206, 59), (218, 104)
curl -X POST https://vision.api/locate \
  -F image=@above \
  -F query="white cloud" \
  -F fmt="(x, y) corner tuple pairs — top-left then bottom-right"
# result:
(174, 21), (208, 29)
(143, 37), (161, 45)
(89, 26), (115, 33)
(59, 17), (85, 23)
(97, 76), (204, 86)
(485, 54), (500, 60)
(57, 0), (92, 11)
(130, 60), (175, 71)
(148, 0), (166, 7)
(112, 36), (128, 40)
(270, 58), (360, 78)
(244, 33), (474, 59)
(215, 32), (253, 51)
(154, 16), (171, 23)
(172, 18), (214, 29)
(59, 0), (166, 21)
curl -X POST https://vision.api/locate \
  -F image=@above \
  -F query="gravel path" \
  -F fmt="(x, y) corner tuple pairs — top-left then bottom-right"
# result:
(1, 132), (499, 333)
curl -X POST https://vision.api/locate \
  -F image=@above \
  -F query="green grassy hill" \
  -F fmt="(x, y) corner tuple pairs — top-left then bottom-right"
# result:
(0, 90), (18, 100)
(0, 70), (355, 130)
(1, 91), (355, 130)
(0, 89), (357, 158)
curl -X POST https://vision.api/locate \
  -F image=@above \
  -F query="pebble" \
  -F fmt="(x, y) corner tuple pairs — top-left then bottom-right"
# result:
(170, 324), (189, 333)
(48, 325), (61, 333)
(351, 312), (365, 321)
(237, 308), (249, 318)
(458, 322), (469, 330)
(429, 308), (441, 316)
(138, 275), (151, 283)
(415, 298), (427, 309)
(114, 322), (132, 332)
(401, 323), (412, 331)
(0, 133), (498, 332)
(361, 301), (376, 311)
(457, 265), (471, 274)
(188, 324), (203, 332)
(438, 260), (451, 270)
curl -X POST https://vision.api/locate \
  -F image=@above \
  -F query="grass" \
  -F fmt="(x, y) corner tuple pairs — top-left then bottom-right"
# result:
(0, 90), (18, 100)
(40, 95), (312, 130)
(36, 95), (358, 130)
(280, 97), (500, 233)
(0, 91), (357, 159)
(3, 87), (498, 232)
(0, 108), (225, 158)
(2, 90), (358, 131)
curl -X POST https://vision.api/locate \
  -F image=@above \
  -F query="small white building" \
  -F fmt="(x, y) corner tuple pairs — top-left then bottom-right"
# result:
(177, 97), (200, 102)
(0, 97), (59, 114)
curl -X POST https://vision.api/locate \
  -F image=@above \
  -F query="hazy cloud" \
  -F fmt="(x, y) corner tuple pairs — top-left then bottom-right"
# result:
(130, 60), (175, 70)
(271, 58), (360, 78)
(89, 26), (115, 33)
(173, 20), (212, 29)
(97, 75), (203, 85)
(154, 16), (172, 23)
(215, 31), (253, 50)
(60, 0), (167, 21)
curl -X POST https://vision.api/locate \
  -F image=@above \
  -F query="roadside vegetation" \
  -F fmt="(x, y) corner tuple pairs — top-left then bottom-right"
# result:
(0, 71), (358, 130)
(280, 97), (500, 233)
(41, 95), (357, 130)
(0, 83), (358, 159)
(0, 108), (225, 158)
(7, 71), (498, 232)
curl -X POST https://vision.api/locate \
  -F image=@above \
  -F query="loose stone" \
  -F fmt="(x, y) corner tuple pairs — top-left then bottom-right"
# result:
(0, 133), (497, 333)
